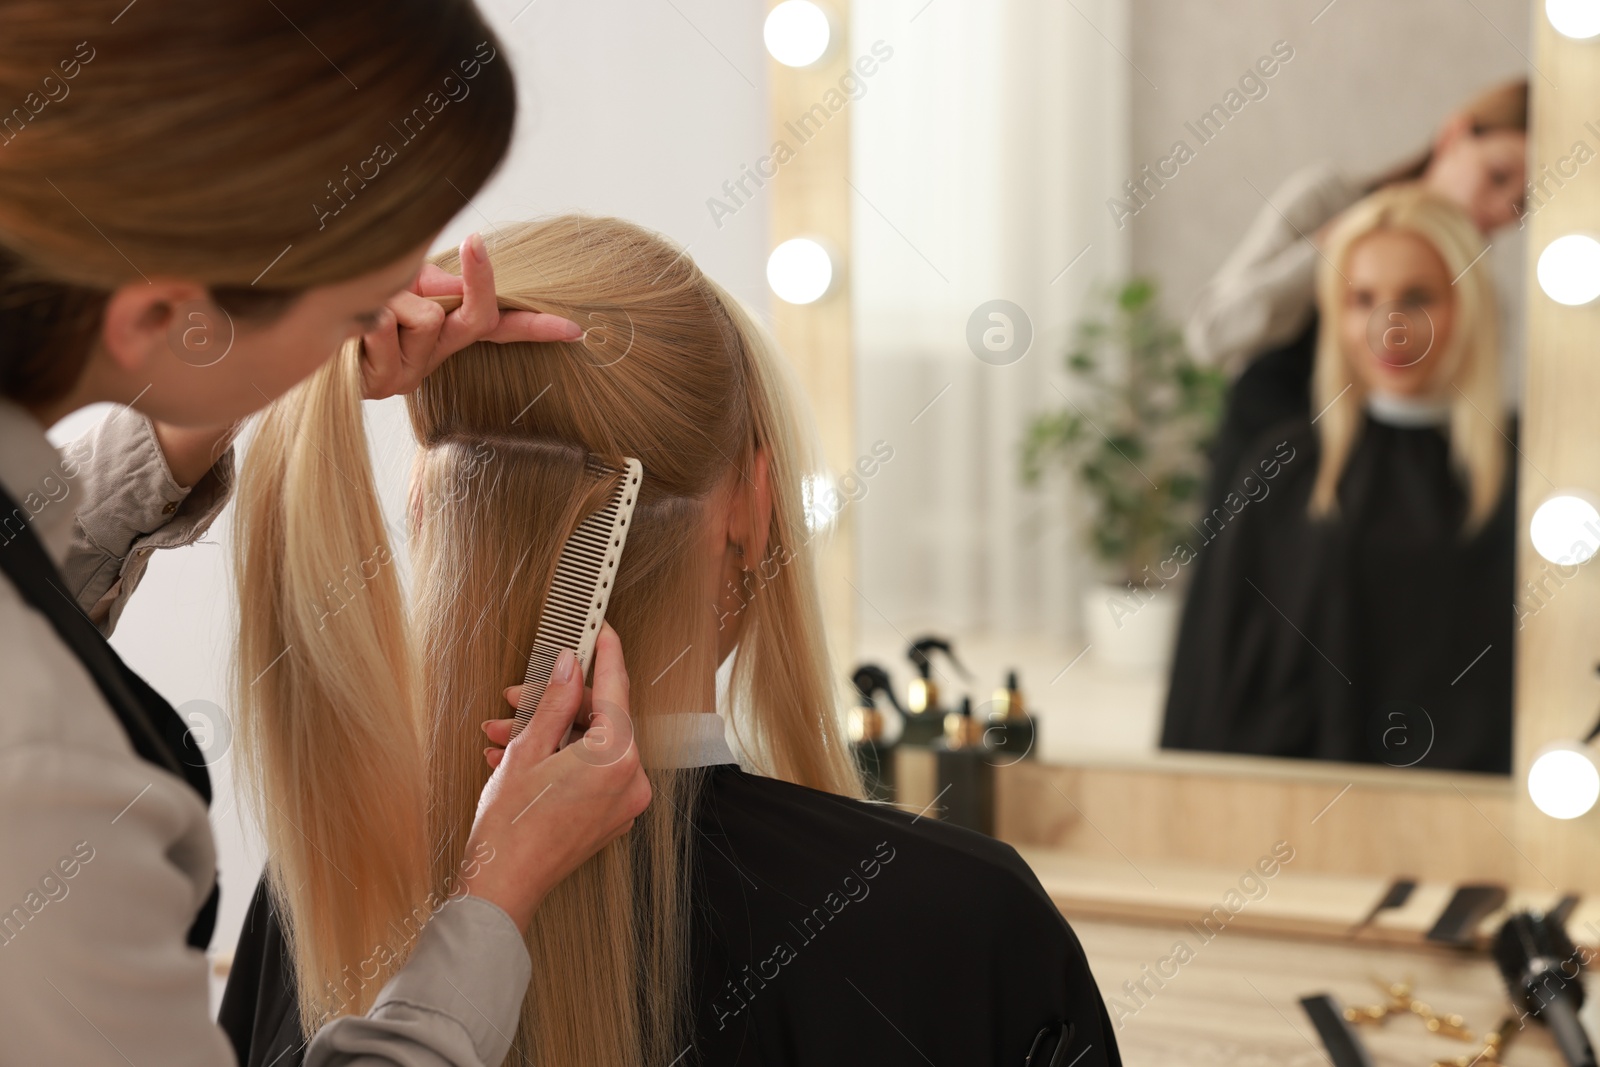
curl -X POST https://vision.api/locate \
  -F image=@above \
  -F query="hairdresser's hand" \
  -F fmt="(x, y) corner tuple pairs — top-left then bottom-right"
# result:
(462, 621), (650, 933)
(483, 677), (596, 762)
(358, 231), (584, 401)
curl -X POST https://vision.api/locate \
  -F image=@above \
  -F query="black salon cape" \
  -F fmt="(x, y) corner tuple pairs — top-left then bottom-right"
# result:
(1159, 410), (1516, 773)
(220, 763), (1121, 1067)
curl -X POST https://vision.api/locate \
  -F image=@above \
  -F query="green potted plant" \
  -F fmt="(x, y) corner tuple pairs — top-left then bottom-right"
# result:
(1021, 277), (1225, 669)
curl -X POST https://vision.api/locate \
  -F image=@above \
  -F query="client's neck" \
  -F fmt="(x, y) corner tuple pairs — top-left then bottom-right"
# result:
(623, 610), (725, 769)
(632, 633), (720, 716)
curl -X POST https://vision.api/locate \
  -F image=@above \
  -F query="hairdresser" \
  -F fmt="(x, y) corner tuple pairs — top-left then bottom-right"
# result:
(1190, 77), (1527, 503)
(0, 4), (649, 1065)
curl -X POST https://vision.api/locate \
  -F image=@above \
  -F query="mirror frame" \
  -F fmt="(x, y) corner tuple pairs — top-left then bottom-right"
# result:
(768, 0), (1593, 889)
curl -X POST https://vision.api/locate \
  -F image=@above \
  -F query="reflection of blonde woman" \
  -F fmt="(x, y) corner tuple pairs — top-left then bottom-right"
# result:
(1163, 186), (1516, 774)
(1192, 79), (1526, 509)
(222, 216), (1122, 1067)
(1189, 78), (1527, 375)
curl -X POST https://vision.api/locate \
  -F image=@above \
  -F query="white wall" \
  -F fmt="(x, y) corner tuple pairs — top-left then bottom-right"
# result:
(851, 0), (1131, 646)
(1124, 0), (1530, 363)
(49, 0), (771, 1009)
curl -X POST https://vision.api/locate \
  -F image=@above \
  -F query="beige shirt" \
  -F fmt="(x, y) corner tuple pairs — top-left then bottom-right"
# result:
(0, 399), (530, 1066)
(1185, 161), (1526, 405)
(1183, 162), (1362, 377)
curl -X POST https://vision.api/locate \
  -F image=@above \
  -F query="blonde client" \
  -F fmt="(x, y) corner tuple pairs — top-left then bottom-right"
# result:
(221, 216), (1122, 1067)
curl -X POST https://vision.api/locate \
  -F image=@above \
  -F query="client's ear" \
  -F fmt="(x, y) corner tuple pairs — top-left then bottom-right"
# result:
(727, 444), (773, 564)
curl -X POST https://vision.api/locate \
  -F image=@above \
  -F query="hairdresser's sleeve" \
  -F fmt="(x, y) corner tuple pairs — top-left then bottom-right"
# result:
(57, 405), (234, 634)
(0, 669), (236, 1065)
(305, 895), (532, 1067)
(1184, 162), (1361, 376)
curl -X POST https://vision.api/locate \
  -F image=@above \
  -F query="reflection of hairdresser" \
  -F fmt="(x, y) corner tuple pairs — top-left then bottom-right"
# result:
(1191, 79), (1526, 508)
(1162, 186), (1516, 773)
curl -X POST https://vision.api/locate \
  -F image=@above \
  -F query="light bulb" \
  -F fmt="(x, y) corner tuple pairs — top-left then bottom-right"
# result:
(1537, 234), (1600, 306)
(1530, 492), (1600, 565)
(1548, 0), (1600, 38)
(1529, 746), (1600, 819)
(802, 469), (839, 534)
(767, 237), (835, 305)
(763, 1), (833, 68)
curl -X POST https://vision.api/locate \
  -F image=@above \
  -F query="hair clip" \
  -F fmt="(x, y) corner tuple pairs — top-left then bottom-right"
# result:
(1431, 1015), (1516, 1067)
(1344, 976), (1474, 1042)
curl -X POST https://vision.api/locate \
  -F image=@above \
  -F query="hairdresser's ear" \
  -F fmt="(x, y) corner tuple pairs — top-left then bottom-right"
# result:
(100, 279), (212, 375)
(1432, 110), (1475, 161)
(729, 444), (773, 564)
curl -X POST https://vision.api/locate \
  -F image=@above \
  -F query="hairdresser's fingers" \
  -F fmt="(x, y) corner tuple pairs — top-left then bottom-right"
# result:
(357, 290), (449, 400)
(573, 623), (636, 769)
(361, 237), (499, 400)
(433, 232), (500, 359)
(483, 716), (515, 749)
(482, 309), (585, 345)
(481, 719), (582, 775)
(387, 288), (453, 383)
(512, 647), (586, 760)
(589, 621), (631, 721)
(356, 308), (405, 400)
(413, 262), (465, 297)
(415, 257), (582, 345)
(500, 683), (595, 727)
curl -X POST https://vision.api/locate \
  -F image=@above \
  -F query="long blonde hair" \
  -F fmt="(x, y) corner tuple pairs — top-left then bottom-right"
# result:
(1308, 184), (1505, 529)
(233, 215), (865, 1064)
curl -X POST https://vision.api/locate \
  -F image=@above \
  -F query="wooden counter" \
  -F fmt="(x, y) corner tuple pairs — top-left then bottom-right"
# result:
(1073, 915), (1571, 1066)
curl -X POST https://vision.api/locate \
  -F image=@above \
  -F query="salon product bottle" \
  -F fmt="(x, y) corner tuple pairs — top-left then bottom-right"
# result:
(934, 697), (996, 835)
(848, 664), (903, 803)
(985, 670), (1037, 762)
(903, 635), (969, 748)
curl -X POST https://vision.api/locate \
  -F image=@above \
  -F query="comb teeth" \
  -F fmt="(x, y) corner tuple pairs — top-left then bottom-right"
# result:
(510, 456), (643, 740)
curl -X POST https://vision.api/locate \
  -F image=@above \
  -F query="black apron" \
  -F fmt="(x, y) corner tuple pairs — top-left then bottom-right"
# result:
(0, 483), (218, 949)
(222, 762), (1123, 1067)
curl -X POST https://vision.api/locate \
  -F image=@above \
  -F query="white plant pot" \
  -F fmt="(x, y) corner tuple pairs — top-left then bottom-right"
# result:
(1081, 581), (1180, 672)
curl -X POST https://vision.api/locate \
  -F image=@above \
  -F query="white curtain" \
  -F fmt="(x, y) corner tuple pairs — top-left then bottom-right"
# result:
(851, 0), (1131, 645)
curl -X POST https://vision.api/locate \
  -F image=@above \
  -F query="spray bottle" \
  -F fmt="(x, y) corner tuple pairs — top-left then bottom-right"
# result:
(904, 635), (971, 748)
(848, 663), (903, 802)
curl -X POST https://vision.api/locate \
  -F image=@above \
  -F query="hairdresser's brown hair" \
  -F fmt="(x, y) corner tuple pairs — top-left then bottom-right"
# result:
(1364, 77), (1529, 193)
(0, 0), (516, 404)
(234, 215), (865, 1060)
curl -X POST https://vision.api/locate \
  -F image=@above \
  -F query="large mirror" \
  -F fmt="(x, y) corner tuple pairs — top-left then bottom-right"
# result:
(845, 0), (1532, 777)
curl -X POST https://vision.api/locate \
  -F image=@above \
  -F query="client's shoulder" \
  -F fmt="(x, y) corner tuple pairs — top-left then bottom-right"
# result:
(695, 764), (1055, 912)
(688, 767), (1114, 1067)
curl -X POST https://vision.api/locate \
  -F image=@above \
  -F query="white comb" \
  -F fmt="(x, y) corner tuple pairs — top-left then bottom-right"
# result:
(509, 456), (643, 740)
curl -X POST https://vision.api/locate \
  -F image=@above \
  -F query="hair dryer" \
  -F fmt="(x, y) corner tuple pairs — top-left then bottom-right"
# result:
(1492, 909), (1597, 1067)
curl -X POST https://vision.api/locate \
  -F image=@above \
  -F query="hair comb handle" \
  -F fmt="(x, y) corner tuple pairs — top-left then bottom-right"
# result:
(509, 456), (643, 741)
